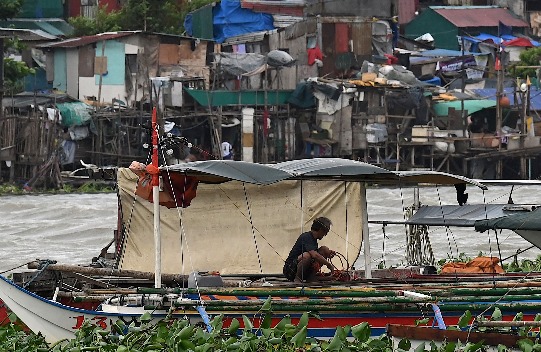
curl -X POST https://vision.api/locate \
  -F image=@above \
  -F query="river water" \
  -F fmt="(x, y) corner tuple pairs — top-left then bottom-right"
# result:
(1, 184), (539, 274)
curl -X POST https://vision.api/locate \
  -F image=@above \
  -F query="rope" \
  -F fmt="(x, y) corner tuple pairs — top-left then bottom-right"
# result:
(23, 259), (57, 289)
(0, 261), (33, 275)
(243, 183), (264, 275)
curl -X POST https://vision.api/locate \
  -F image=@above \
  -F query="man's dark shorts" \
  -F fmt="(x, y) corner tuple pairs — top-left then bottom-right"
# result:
(283, 258), (297, 281)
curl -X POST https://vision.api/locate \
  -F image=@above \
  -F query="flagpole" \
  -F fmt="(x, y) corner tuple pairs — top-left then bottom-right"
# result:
(151, 106), (162, 289)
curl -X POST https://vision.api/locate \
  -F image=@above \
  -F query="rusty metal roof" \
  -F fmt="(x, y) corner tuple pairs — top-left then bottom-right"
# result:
(241, 0), (305, 16)
(432, 6), (529, 28)
(39, 31), (140, 48)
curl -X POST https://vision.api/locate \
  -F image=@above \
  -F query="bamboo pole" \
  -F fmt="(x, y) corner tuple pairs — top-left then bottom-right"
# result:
(27, 261), (186, 284)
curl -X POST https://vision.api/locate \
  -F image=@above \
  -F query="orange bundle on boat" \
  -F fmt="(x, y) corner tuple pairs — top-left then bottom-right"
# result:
(440, 256), (504, 274)
(129, 161), (198, 208)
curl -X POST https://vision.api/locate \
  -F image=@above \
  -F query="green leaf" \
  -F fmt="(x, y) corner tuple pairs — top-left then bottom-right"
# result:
(458, 310), (472, 328)
(335, 326), (348, 342)
(7, 312), (18, 323)
(491, 307), (502, 321)
(325, 334), (344, 351)
(415, 318), (430, 326)
(228, 318), (240, 335)
(445, 342), (457, 352)
(261, 296), (272, 311)
(518, 338), (534, 352)
(261, 328), (272, 338)
(140, 312), (153, 323)
(398, 338), (411, 350)
(464, 340), (485, 352)
(513, 312), (524, 321)
(274, 316), (291, 332)
(414, 342), (426, 352)
(242, 315), (253, 333)
(298, 313), (309, 330)
(268, 337), (283, 344)
(351, 322), (370, 342)
(211, 314), (224, 331)
(178, 325), (194, 340)
(291, 326), (307, 347)
(260, 313), (272, 330)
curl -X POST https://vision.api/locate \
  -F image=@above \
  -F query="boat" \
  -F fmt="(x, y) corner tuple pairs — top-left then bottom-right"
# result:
(386, 322), (538, 351)
(2, 111), (541, 343)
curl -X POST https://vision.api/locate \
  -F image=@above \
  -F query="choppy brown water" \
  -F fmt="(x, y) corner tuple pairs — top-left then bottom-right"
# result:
(0, 184), (539, 273)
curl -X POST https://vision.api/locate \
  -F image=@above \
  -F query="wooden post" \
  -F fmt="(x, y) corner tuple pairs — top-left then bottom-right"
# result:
(97, 40), (106, 108)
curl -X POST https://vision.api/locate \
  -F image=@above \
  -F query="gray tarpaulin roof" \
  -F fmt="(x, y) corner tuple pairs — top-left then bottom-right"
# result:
(163, 160), (292, 185)
(273, 158), (397, 181)
(162, 158), (487, 188)
(475, 207), (541, 232)
(406, 204), (538, 227)
(395, 171), (488, 189)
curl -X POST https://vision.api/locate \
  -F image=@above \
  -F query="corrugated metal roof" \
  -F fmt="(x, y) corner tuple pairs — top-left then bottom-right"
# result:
(241, 0), (305, 16)
(39, 31), (139, 48)
(222, 29), (278, 45)
(0, 18), (73, 37)
(0, 28), (57, 40)
(273, 15), (303, 28)
(2, 91), (78, 108)
(432, 6), (529, 28)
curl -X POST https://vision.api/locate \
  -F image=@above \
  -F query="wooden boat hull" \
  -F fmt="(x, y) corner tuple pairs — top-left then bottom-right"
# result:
(387, 324), (535, 351)
(4, 272), (541, 343)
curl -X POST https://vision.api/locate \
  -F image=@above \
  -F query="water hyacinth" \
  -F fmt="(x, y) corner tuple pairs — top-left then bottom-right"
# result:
(2, 303), (541, 351)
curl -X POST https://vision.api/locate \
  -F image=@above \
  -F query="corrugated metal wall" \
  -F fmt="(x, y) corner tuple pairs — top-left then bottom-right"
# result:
(94, 40), (125, 85)
(53, 49), (67, 92)
(20, 0), (64, 18)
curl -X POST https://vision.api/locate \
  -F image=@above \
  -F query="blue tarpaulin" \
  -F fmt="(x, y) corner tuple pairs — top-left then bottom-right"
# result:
(473, 87), (541, 111)
(185, 1), (275, 44)
(213, 1), (274, 43)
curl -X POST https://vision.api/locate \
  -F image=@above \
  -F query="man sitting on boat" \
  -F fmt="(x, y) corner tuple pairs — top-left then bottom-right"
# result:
(283, 217), (337, 283)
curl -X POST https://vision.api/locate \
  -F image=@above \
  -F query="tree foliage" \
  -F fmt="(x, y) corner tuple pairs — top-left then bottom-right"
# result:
(1, 0), (34, 93)
(68, 0), (215, 37)
(0, 0), (22, 20)
(69, 5), (123, 37)
(3, 39), (35, 94)
(511, 47), (541, 79)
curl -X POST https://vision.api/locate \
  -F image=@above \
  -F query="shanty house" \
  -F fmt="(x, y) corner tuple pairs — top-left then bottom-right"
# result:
(38, 32), (211, 106)
(405, 6), (529, 50)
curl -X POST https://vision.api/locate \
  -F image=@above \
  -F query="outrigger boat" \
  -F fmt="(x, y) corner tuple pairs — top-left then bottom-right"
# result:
(2, 111), (541, 343)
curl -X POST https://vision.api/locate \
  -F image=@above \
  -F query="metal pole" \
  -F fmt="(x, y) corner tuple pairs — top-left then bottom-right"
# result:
(360, 183), (371, 279)
(0, 38), (4, 123)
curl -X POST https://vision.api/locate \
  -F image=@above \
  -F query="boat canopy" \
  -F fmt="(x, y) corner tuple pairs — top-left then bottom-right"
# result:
(118, 158), (488, 275)
(163, 160), (292, 185)
(271, 158), (397, 181)
(407, 204), (538, 227)
(395, 171), (487, 190)
(475, 207), (541, 232)
(162, 158), (486, 188)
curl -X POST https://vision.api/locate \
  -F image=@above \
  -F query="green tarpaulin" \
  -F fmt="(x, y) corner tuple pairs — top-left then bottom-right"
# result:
(433, 100), (496, 116)
(185, 89), (293, 107)
(56, 102), (92, 127)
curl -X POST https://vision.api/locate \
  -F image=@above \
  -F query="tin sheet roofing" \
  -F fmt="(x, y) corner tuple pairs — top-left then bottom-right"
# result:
(0, 28), (57, 40)
(39, 31), (139, 48)
(432, 6), (529, 28)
